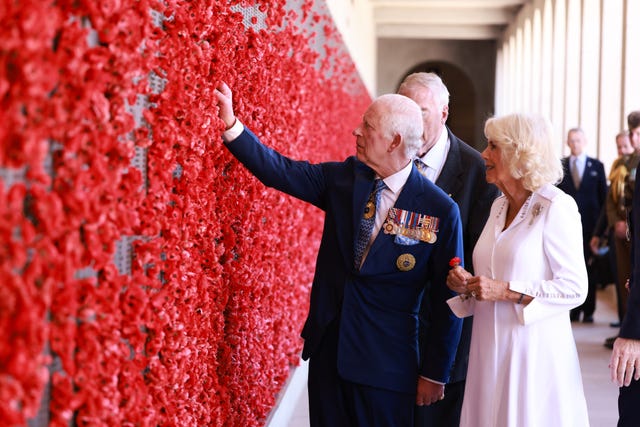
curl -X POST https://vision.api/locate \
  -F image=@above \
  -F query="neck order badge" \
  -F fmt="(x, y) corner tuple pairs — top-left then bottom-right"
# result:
(354, 179), (386, 268)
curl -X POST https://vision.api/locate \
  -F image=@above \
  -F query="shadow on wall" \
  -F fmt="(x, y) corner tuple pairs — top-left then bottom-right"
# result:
(397, 61), (479, 150)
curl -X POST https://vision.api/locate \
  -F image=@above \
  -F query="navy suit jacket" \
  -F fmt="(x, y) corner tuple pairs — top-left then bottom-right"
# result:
(422, 128), (499, 383)
(225, 127), (464, 393)
(621, 172), (640, 339)
(557, 156), (607, 256)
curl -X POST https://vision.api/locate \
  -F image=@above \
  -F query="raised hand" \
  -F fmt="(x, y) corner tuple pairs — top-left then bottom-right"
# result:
(214, 81), (236, 129)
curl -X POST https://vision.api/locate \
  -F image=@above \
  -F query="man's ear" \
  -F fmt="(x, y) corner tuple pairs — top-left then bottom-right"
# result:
(442, 105), (449, 124)
(388, 134), (402, 152)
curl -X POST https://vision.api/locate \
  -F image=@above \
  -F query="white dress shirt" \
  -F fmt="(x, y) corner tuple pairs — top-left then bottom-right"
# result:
(416, 127), (451, 182)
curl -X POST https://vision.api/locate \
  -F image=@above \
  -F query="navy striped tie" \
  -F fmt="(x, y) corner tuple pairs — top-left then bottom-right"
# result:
(354, 179), (386, 269)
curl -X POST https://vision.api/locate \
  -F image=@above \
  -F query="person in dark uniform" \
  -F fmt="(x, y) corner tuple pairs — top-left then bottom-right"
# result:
(398, 72), (499, 427)
(215, 82), (464, 427)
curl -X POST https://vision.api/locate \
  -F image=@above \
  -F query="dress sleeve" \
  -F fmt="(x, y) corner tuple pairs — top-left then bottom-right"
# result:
(509, 193), (588, 325)
(446, 295), (475, 318)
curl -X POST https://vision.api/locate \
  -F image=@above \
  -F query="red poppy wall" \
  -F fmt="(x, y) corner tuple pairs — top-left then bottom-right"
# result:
(0, 1), (370, 426)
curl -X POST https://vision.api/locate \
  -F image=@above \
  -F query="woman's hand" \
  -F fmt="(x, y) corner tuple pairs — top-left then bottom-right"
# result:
(466, 275), (509, 301)
(446, 266), (473, 295)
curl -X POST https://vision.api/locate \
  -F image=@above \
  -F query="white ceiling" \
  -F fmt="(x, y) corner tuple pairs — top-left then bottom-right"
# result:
(371, 0), (530, 40)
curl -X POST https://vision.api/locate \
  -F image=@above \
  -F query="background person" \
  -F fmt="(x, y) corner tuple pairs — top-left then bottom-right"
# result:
(214, 82), (464, 427)
(398, 72), (499, 427)
(447, 113), (589, 427)
(557, 127), (607, 323)
(597, 131), (634, 338)
(610, 110), (640, 427)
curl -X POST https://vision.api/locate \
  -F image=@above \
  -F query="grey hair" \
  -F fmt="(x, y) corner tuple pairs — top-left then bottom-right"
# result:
(375, 94), (423, 158)
(484, 113), (563, 191)
(398, 72), (450, 109)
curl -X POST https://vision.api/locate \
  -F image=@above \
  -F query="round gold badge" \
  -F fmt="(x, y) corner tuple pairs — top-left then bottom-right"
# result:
(363, 201), (375, 219)
(396, 253), (416, 271)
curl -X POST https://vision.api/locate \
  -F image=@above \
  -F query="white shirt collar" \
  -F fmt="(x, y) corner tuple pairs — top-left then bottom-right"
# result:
(418, 127), (450, 179)
(570, 153), (587, 164)
(380, 160), (413, 195)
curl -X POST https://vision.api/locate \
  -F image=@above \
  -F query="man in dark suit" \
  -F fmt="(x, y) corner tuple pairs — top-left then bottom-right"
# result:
(398, 72), (499, 427)
(557, 127), (607, 323)
(611, 111), (640, 427)
(214, 82), (464, 427)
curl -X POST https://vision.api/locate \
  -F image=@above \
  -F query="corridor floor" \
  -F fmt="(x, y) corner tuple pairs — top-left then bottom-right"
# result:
(284, 284), (621, 427)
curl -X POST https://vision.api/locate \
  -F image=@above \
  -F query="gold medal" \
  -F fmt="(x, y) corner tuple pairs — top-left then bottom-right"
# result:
(428, 232), (437, 244)
(384, 222), (395, 234)
(396, 253), (416, 271)
(363, 201), (375, 219)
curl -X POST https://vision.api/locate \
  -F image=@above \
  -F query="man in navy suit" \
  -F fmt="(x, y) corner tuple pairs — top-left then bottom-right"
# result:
(557, 127), (607, 323)
(611, 111), (640, 427)
(214, 82), (464, 427)
(398, 72), (499, 427)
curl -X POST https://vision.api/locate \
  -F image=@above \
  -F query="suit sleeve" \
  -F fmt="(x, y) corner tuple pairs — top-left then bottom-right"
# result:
(223, 127), (328, 209)
(620, 178), (640, 339)
(466, 178), (500, 274)
(597, 161), (608, 208)
(419, 202), (464, 382)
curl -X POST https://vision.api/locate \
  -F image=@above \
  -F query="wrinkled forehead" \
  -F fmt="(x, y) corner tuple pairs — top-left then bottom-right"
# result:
(364, 102), (383, 123)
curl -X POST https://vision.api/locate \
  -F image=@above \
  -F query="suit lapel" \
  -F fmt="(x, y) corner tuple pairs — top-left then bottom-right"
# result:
(435, 129), (463, 197)
(582, 158), (594, 188)
(352, 162), (376, 248)
(562, 157), (578, 192)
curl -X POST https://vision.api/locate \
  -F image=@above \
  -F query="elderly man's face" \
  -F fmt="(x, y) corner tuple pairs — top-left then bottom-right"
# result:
(398, 85), (446, 155)
(353, 103), (392, 171)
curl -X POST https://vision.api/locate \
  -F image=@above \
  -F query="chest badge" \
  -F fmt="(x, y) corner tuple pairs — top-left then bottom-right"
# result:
(396, 253), (416, 271)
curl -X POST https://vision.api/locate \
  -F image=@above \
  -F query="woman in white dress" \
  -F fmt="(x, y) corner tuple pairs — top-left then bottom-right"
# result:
(446, 113), (590, 427)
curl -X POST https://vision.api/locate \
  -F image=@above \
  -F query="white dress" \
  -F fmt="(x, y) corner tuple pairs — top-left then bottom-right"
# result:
(448, 184), (590, 427)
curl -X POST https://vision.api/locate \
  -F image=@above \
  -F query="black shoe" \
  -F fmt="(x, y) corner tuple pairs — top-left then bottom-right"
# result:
(570, 312), (580, 322)
(610, 322), (621, 327)
(583, 316), (594, 323)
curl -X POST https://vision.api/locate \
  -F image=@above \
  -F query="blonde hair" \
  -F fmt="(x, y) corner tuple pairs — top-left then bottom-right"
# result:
(484, 113), (563, 191)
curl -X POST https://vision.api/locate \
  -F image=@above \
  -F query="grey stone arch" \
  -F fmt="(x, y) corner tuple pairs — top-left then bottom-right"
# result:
(397, 61), (480, 150)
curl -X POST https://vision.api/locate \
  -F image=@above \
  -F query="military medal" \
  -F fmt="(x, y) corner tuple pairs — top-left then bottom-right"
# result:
(396, 253), (416, 271)
(363, 200), (376, 219)
(384, 222), (396, 233)
(383, 208), (440, 244)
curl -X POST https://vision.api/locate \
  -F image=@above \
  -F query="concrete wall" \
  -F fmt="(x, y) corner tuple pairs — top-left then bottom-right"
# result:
(377, 39), (497, 149)
(325, 0), (376, 96)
